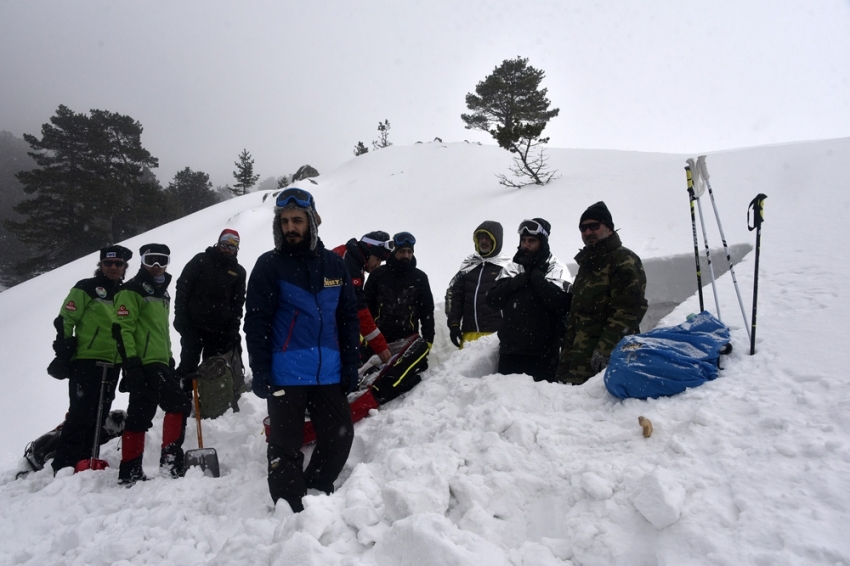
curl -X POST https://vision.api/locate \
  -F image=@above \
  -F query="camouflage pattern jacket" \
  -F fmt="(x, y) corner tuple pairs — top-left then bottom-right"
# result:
(557, 232), (647, 384)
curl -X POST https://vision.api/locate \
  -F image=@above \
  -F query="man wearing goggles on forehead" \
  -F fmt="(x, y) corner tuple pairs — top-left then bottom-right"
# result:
(47, 245), (132, 474)
(112, 243), (193, 484)
(556, 202), (647, 385)
(486, 217), (572, 383)
(245, 187), (359, 513)
(173, 229), (247, 413)
(333, 231), (394, 364)
(364, 231), (435, 363)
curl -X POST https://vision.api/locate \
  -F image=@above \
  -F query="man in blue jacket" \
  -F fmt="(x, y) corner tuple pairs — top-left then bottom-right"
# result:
(244, 187), (360, 512)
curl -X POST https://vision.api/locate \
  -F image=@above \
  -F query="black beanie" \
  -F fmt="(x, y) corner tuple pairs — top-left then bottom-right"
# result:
(139, 243), (171, 256)
(579, 202), (614, 231)
(100, 245), (133, 262)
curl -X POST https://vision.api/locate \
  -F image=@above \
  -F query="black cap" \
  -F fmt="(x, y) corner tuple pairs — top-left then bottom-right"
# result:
(100, 245), (133, 262)
(359, 231), (392, 261)
(579, 202), (614, 231)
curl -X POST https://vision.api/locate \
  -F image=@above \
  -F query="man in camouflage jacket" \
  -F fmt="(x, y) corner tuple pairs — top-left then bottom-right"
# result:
(556, 202), (647, 385)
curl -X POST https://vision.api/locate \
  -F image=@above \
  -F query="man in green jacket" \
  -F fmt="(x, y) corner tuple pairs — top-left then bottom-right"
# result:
(49, 245), (132, 473)
(113, 243), (191, 484)
(556, 202), (648, 385)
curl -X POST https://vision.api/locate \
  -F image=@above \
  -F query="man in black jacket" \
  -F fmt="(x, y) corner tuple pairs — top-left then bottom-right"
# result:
(486, 218), (572, 382)
(365, 231), (435, 358)
(445, 220), (510, 348)
(173, 229), (247, 392)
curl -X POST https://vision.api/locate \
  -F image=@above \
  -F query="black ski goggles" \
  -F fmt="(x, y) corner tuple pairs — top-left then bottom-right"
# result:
(393, 232), (416, 248)
(276, 188), (315, 210)
(518, 219), (549, 238)
(141, 253), (170, 268)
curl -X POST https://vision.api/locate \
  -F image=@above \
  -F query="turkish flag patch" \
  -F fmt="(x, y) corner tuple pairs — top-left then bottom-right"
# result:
(117, 305), (130, 317)
(64, 301), (77, 312)
(352, 277), (363, 287)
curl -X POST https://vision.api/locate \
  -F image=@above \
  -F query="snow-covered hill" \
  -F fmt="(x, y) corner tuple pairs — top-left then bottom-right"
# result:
(1, 139), (848, 565)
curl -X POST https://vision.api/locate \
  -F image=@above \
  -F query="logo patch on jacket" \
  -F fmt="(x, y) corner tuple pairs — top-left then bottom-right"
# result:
(95, 287), (107, 298)
(64, 301), (77, 312)
(352, 277), (363, 287)
(142, 282), (154, 295)
(117, 305), (130, 317)
(324, 277), (343, 287)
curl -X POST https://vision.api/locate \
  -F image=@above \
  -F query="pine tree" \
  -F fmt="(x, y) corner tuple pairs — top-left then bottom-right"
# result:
(167, 167), (220, 216)
(353, 141), (369, 156)
(462, 57), (560, 186)
(372, 120), (392, 150)
(231, 149), (260, 196)
(6, 105), (159, 276)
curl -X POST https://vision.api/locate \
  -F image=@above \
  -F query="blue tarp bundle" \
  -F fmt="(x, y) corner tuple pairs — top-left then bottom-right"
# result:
(604, 311), (731, 400)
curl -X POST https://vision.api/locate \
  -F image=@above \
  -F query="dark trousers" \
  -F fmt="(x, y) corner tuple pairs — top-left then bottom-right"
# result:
(52, 359), (120, 472)
(498, 351), (559, 383)
(125, 362), (192, 433)
(176, 329), (231, 377)
(266, 384), (354, 512)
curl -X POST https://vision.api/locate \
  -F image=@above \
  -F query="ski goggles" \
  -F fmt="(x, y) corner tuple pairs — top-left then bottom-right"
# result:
(518, 219), (549, 238)
(275, 188), (315, 210)
(393, 232), (416, 248)
(361, 236), (394, 251)
(141, 253), (170, 268)
(578, 221), (602, 233)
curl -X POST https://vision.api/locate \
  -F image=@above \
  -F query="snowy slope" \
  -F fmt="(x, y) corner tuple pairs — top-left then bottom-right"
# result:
(0, 139), (848, 565)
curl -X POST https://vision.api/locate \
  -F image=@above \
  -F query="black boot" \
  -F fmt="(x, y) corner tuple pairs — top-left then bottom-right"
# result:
(118, 456), (147, 486)
(160, 446), (185, 478)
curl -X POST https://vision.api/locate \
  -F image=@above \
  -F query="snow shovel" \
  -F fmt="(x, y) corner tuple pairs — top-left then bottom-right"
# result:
(74, 361), (113, 472)
(185, 376), (220, 477)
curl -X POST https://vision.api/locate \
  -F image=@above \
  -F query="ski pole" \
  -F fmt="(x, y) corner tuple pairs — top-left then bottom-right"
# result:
(684, 165), (705, 312)
(688, 162), (722, 319)
(747, 193), (767, 355)
(695, 156), (751, 339)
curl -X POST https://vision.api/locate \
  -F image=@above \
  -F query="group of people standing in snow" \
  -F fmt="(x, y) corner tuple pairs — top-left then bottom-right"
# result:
(44, 185), (647, 514)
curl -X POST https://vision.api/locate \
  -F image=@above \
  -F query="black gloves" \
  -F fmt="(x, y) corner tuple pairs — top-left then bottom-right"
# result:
(509, 271), (531, 290)
(252, 371), (270, 399)
(119, 357), (147, 395)
(590, 350), (609, 373)
(341, 365), (359, 395)
(47, 336), (76, 380)
(449, 325), (462, 348)
(173, 317), (188, 335)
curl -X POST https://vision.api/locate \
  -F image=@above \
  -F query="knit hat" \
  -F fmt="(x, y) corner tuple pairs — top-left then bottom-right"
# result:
(139, 243), (170, 256)
(393, 231), (416, 252)
(218, 228), (240, 248)
(579, 201), (614, 231)
(473, 220), (503, 258)
(359, 230), (392, 261)
(100, 245), (133, 262)
(273, 187), (322, 251)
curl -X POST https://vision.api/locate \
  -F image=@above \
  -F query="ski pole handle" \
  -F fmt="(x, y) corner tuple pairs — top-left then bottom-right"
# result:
(747, 194), (767, 231)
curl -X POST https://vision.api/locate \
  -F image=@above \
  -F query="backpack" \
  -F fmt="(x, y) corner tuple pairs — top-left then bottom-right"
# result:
(196, 353), (235, 419)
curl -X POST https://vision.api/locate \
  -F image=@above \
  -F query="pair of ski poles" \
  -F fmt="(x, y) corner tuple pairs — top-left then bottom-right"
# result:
(683, 156), (766, 355)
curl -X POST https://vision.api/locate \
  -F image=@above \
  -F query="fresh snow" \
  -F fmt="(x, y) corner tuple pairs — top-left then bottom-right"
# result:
(0, 139), (848, 565)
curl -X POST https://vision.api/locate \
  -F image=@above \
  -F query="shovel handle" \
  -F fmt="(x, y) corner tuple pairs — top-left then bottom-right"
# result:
(192, 378), (203, 449)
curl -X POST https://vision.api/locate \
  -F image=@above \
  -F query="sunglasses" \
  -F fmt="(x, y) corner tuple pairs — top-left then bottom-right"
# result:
(518, 219), (549, 238)
(275, 188), (315, 209)
(361, 236), (394, 251)
(393, 232), (416, 248)
(102, 260), (125, 268)
(579, 222), (602, 233)
(141, 253), (170, 268)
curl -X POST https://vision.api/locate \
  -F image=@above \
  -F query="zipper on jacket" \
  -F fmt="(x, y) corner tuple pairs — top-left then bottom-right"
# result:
(281, 310), (299, 352)
(315, 294), (323, 384)
(142, 333), (150, 358)
(473, 267), (485, 333)
(87, 328), (100, 350)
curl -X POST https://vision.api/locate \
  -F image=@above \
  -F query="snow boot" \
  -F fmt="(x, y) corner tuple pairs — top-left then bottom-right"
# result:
(160, 412), (187, 478)
(118, 456), (147, 486)
(118, 430), (147, 485)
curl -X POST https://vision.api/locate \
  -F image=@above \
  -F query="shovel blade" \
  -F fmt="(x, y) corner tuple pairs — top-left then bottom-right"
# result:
(185, 448), (220, 478)
(74, 458), (109, 473)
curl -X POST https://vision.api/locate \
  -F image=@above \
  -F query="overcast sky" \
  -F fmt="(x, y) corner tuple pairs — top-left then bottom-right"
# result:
(1, 0), (848, 188)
